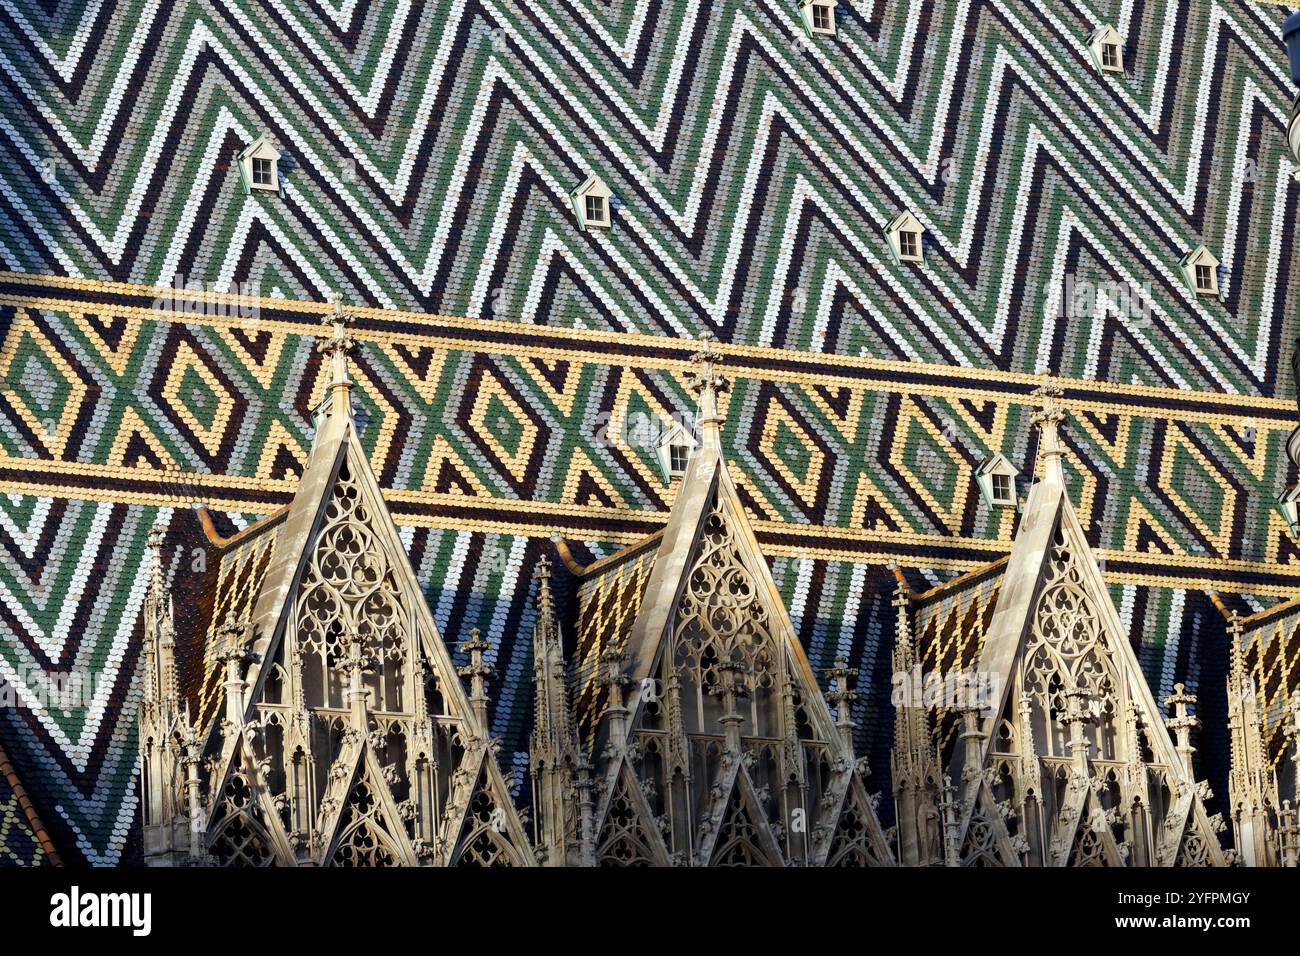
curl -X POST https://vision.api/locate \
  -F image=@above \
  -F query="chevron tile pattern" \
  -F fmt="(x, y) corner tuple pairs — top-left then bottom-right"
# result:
(0, 0), (1297, 862)
(1235, 595), (1300, 768)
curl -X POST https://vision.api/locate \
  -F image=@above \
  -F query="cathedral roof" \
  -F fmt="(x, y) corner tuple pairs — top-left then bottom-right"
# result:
(904, 558), (1005, 756)
(1231, 595), (1300, 767)
(910, 557), (1007, 673)
(174, 507), (288, 737)
(0, 738), (60, 866)
(565, 534), (660, 755)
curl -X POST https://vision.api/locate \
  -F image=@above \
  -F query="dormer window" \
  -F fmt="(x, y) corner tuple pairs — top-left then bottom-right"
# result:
(311, 395), (330, 442)
(669, 442), (690, 474)
(238, 136), (282, 196)
(1280, 485), (1300, 537)
(1088, 25), (1124, 75)
(253, 157), (274, 188)
(898, 229), (919, 260)
(571, 175), (613, 230)
(1179, 245), (1220, 297)
(976, 453), (1019, 510)
(656, 417), (699, 482)
(800, 0), (836, 35)
(886, 211), (924, 264)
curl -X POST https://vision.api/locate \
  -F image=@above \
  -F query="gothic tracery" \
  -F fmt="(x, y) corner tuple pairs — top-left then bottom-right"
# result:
(889, 382), (1229, 868)
(139, 306), (532, 868)
(137, 340), (1242, 869)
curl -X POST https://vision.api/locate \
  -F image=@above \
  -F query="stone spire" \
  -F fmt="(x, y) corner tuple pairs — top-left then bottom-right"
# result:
(1282, 695), (1300, 867)
(688, 332), (729, 449)
(338, 625), (375, 724)
(1030, 376), (1066, 486)
(1224, 611), (1278, 867)
(1278, 801), (1300, 868)
(178, 711), (207, 863)
(530, 560), (572, 753)
(597, 645), (633, 744)
(319, 291), (357, 419)
(888, 578), (945, 866)
(457, 629), (495, 733)
(529, 559), (587, 865)
(1163, 683), (1199, 778)
(143, 523), (178, 714)
(715, 658), (750, 753)
(824, 655), (858, 757)
(139, 521), (189, 864)
(217, 620), (253, 729)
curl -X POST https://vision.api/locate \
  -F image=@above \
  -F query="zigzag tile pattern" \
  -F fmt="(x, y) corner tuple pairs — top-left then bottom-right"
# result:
(0, 738), (53, 865)
(1236, 596), (1300, 767)
(0, 0), (1296, 861)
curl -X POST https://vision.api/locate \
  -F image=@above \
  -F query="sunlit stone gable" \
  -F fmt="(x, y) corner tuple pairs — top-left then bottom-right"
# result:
(891, 382), (1228, 867)
(138, 302), (532, 867)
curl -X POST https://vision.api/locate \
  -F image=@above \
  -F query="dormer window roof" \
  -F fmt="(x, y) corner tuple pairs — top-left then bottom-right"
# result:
(238, 136), (282, 196)
(886, 211), (924, 264)
(976, 453), (1019, 510)
(571, 175), (613, 230)
(1088, 25), (1124, 74)
(656, 417), (699, 482)
(1179, 245), (1220, 297)
(310, 394), (331, 447)
(800, 0), (837, 36)
(1279, 485), (1300, 537)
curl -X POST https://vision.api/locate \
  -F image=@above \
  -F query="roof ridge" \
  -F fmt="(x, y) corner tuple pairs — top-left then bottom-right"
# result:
(1221, 591), (1300, 630)
(0, 738), (61, 865)
(561, 530), (665, 578)
(196, 503), (291, 548)
(909, 555), (1011, 604)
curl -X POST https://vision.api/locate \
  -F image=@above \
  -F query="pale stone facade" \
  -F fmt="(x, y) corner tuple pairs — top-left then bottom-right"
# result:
(139, 319), (1284, 866)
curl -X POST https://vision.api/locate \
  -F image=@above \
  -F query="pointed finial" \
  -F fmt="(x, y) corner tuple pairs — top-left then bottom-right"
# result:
(458, 628), (492, 675)
(1170, 681), (1196, 723)
(1164, 683), (1200, 777)
(825, 655), (859, 702)
(687, 332), (729, 437)
(458, 626), (492, 662)
(891, 570), (911, 609)
(534, 557), (552, 593)
(319, 291), (357, 414)
(146, 521), (168, 595)
(687, 331), (728, 396)
(1030, 374), (1064, 426)
(533, 556), (552, 586)
(1060, 681), (1095, 728)
(1030, 375), (1067, 484)
(216, 619), (252, 662)
(1225, 610), (1251, 695)
(320, 290), (355, 346)
(597, 645), (631, 689)
(146, 528), (171, 609)
(825, 655), (859, 753)
(533, 558), (557, 636)
(458, 627), (495, 731)
(1283, 691), (1300, 747)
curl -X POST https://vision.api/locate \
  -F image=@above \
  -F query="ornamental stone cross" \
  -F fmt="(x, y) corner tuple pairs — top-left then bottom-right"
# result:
(688, 331), (729, 398)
